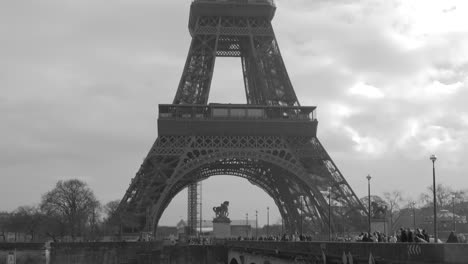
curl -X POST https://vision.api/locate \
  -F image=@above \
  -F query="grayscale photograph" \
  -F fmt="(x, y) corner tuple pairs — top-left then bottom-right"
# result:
(1, 0), (468, 263)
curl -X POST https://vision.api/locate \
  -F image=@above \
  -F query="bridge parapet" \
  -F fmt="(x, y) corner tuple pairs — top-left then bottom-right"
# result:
(225, 241), (468, 264)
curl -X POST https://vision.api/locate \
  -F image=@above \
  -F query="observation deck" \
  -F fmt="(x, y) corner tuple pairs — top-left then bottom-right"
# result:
(189, 0), (276, 33)
(158, 104), (317, 137)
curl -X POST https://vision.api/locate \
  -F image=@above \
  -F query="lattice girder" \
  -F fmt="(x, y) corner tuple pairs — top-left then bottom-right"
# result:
(169, 158), (325, 232)
(173, 34), (219, 105)
(119, 134), (365, 234)
(173, 14), (299, 106)
(193, 16), (274, 37)
(160, 161), (301, 233)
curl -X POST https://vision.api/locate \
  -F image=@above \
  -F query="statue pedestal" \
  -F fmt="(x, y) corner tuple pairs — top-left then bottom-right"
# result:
(213, 218), (231, 238)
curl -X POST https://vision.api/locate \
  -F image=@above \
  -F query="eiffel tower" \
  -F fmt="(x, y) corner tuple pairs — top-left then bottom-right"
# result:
(119, 0), (366, 235)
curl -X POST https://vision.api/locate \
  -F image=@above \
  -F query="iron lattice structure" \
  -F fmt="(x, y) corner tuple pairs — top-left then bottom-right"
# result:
(118, 0), (366, 234)
(187, 182), (198, 235)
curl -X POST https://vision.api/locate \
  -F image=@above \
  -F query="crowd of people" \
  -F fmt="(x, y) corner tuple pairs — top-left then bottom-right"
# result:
(185, 229), (466, 244)
(187, 234), (323, 244)
(233, 234), (321, 242)
(356, 228), (466, 243)
(187, 237), (214, 245)
(356, 228), (428, 243)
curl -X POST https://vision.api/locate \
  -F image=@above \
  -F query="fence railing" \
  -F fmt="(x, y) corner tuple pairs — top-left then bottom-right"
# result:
(159, 104), (316, 122)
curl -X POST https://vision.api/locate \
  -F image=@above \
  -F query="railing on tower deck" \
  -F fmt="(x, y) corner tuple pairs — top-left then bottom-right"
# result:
(159, 104), (317, 122)
(192, 0), (275, 6)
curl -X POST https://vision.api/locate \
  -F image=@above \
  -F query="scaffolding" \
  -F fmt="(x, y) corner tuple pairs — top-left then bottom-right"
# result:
(187, 182), (202, 236)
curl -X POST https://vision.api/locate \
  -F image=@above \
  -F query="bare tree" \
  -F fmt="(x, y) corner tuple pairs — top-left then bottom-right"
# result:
(40, 179), (99, 239)
(6, 206), (43, 241)
(102, 200), (121, 236)
(419, 184), (456, 209)
(360, 195), (388, 217)
(0, 211), (9, 242)
(104, 200), (120, 220)
(383, 190), (403, 231)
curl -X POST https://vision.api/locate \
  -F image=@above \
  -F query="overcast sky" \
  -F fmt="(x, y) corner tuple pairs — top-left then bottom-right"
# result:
(1, 0), (468, 226)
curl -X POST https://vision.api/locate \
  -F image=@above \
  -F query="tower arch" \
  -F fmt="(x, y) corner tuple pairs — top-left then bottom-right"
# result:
(149, 149), (329, 234)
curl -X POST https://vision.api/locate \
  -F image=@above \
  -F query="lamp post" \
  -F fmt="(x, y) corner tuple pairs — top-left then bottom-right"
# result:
(246, 213), (249, 237)
(366, 174), (372, 234)
(384, 210), (387, 236)
(411, 202), (416, 229)
(452, 195), (456, 232)
(430, 154), (438, 243)
(267, 207), (270, 237)
(255, 210), (258, 239)
(281, 217), (284, 235)
(328, 186), (332, 241)
(300, 196), (304, 237)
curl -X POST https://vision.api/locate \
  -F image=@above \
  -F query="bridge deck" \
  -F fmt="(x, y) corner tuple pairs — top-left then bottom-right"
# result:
(225, 241), (468, 264)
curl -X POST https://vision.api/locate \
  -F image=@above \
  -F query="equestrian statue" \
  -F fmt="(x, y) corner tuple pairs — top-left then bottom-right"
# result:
(213, 201), (230, 222)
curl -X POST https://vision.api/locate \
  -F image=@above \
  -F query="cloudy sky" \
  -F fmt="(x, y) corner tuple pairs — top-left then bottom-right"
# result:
(1, 0), (468, 226)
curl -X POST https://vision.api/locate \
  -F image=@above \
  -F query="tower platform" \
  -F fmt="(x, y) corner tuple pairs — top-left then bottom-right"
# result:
(158, 104), (317, 137)
(189, 0), (276, 35)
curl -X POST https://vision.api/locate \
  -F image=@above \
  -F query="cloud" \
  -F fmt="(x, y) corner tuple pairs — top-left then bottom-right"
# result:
(349, 82), (385, 99)
(423, 80), (463, 96)
(343, 126), (387, 156)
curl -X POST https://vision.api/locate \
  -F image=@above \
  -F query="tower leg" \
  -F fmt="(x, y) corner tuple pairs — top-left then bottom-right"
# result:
(174, 33), (219, 104)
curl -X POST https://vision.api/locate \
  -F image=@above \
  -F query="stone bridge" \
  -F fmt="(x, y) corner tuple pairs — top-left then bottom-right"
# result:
(225, 241), (468, 264)
(2, 241), (468, 264)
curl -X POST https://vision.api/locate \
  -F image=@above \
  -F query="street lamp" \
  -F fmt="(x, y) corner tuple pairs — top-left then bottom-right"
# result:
(328, 186), (332, 241)
(430, 154), (438, 243)
(384, 209), (387, 236)
(267, 207), (270, 237)
(300, 196), (304, 237)
(452, 195), (456, 232)
(366, 174), (372, 234)
(255, 210), (258, 239)
(246, 213), (249, 237)
(411, 202), (416, 229)
(281, 217), (284, 235)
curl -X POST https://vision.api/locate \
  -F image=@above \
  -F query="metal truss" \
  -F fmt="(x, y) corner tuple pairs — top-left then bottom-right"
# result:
(187, 183), (198, 235)
(119, 135), (365, 234)
(173, 15), (299, 106)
